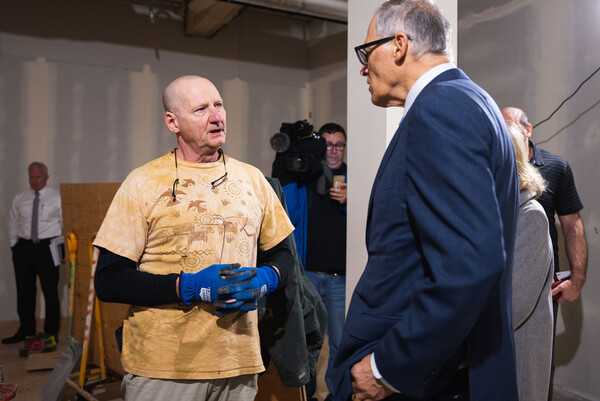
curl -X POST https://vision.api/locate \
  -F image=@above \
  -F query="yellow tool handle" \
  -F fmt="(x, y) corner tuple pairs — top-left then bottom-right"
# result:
(65, 232), (77, 319)
(80, 234), (99, 388)
(66, 232), (77, 262)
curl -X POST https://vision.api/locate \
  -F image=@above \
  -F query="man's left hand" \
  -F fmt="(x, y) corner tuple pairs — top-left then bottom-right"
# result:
(215, 265), (279, 314)
(330, 183), (347, 204)
(350, 354), (394, 401)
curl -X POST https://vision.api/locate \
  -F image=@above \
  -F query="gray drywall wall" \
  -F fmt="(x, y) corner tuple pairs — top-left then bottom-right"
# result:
(460, 1), (599, 398)
(0, 0), (347, 327)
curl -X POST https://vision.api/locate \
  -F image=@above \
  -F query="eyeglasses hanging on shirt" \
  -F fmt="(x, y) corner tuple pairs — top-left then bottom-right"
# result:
(172, 148), (228, 202)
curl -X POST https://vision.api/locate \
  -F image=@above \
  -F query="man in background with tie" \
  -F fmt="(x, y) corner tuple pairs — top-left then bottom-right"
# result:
(3, 162), (62, 344)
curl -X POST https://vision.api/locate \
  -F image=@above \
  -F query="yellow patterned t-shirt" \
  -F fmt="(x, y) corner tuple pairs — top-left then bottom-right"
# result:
(93, 151), (294, 380)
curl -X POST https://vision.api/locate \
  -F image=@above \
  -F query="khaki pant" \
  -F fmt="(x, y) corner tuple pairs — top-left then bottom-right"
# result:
(122, 373), (258, 401)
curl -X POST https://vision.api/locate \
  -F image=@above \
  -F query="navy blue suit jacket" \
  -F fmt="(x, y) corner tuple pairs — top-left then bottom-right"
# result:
(332, 69), (519, 400)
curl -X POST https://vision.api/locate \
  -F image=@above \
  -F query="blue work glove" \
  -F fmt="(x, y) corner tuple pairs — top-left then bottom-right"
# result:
(216, 265), (279, 314)
(179, 263), (253, 306)
(214, 299), (259, 316)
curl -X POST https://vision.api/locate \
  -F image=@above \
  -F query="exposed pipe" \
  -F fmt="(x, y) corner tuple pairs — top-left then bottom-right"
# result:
(93, 0), (186, 20)
(221, 0), (347, 23)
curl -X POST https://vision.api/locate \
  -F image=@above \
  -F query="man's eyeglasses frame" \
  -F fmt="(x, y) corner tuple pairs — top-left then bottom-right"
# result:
(326, 143), (346, 151)
(354, 34), (412, 66)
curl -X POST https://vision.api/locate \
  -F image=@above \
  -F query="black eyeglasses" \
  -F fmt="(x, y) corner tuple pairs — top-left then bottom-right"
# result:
(172, 148), (180, 202)
(172, 148), (228, 202)
(354, 34), (412, 66)
(326, 142), (346, 151)
(210, 149), (228, 190)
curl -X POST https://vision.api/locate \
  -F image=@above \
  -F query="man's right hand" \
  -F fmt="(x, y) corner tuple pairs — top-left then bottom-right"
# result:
(552, 276), (585, 303)
(351, 354), (395, 401)
(330, 182), (347, 204)
(179, 263), (254, 306)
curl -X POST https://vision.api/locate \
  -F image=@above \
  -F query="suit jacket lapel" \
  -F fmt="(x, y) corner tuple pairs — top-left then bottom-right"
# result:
(365, 68), (468, 237)
(366, 123), (403, 238)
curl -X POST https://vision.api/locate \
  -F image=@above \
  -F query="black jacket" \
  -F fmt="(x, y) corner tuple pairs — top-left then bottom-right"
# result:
(258, 177), (327, 387)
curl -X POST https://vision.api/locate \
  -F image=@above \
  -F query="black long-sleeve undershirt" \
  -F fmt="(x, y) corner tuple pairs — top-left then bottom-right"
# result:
(94, 248), (180, 306)
(94, 240), (293, 306)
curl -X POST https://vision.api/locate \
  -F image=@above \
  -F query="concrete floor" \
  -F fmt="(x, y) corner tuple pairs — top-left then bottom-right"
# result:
(0, 319), (593, 401)
(0, 319), (121, 401)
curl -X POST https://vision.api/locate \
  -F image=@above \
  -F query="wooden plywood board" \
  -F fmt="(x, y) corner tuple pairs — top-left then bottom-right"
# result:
(27, 351), (63, 371)
(60, 183), (128, 377)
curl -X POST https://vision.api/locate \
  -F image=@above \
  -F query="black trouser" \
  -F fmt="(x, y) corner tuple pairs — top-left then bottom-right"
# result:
(433, 368), (469, 401)
(11, 238), (60, 336)
(547, 300), (559, 400)
(382, 368), (469, 401)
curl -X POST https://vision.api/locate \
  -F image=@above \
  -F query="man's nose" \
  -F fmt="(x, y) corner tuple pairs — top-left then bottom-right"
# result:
(360, 65), (368, 76)
(208, 108), (224, 122)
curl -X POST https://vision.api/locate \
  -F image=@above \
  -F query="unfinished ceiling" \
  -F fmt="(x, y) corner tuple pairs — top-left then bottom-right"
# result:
(119, 0), (348, 37)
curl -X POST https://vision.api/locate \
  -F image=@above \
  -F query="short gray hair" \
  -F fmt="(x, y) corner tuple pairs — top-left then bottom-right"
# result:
(29, 161), (48, 174)
(376, 0), (453, 61)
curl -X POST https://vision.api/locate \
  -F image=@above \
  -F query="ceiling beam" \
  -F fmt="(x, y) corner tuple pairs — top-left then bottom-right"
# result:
(185, 0), (245, 38)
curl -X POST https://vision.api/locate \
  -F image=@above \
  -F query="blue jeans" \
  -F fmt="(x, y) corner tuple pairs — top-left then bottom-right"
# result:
(306, 271), (346, 395)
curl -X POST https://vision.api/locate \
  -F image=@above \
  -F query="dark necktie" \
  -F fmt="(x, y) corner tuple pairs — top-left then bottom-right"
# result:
(31, 191), (39, 243)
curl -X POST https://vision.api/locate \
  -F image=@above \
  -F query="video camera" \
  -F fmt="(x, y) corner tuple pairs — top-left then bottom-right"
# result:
(270, 120), (326, 186)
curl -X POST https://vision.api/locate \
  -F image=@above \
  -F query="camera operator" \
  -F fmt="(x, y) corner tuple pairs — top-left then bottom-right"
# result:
(271, 122), (347, 401)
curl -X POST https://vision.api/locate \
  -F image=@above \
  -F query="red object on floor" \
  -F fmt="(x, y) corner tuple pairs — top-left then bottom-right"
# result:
(0, 383), (18, 401)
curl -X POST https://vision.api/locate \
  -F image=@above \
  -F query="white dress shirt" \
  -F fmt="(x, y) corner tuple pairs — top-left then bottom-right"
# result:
(8, 186), (62, 246)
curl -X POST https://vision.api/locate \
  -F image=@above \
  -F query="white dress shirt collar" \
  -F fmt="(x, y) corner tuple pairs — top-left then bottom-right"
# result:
(403, 62), (456, 116)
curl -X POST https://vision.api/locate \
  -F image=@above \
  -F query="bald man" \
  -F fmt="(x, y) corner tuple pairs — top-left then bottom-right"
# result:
(502, 107), (587, 302)
(93, 76), (294, 400)
(503, 107), (587, 401)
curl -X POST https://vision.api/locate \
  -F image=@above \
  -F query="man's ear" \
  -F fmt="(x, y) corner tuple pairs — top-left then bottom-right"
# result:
(393, 33), (410, 63)
(165, 111), (179, 134)
(525, 123), (533, 139)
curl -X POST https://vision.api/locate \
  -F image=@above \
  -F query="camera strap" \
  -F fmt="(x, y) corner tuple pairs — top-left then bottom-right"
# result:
(316, 160), (333, 196)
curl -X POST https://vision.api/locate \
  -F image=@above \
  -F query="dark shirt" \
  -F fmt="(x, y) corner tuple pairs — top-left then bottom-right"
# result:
(305, 163), (347, 275)
(529, 140), (583, 271)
